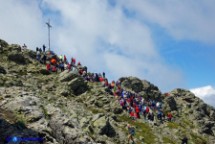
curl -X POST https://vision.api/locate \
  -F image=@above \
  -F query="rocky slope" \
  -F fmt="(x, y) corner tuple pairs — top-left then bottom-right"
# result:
(0, 39), (215, 144)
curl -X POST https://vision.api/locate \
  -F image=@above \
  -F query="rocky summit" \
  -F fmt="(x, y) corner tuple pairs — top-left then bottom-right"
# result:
(0, 39), (215, 144)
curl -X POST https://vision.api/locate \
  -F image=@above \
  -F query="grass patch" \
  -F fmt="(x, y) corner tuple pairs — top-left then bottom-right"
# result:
(118, 115), (156, 144)
(190, 133), (207, 144)
(181, 119), (195, 128)
(162, 137), (176, 144)
(15, 112), (27, 129)
(89, 107), (104, 114)
(167, 122), (180, 129)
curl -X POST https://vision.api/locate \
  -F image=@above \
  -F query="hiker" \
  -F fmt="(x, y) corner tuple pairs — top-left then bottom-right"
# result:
(59, 55), (63, 62)
(43, 44), (46, 52)
(127, 124), (135, 144)
(156, 102), (162, 109)
(59, 62), (65, 72)
(70, 57), (76, 71)
(83, 66), (87, 73)
(23, 43), (27, 48)
(77, 62), (82, 69)
(64, 55), (68, 64)
(39, 48), (42, 53)
(52, 66), (57, 72)
(143, 106), (149, 121)
(46, 62), (51, 71)
(50, 58), (57, 65)
(148, 112), (154, 121)
(135, 105), (140, 119)
(157, 110), (163, 123)
(102, 72), (105, 78)
(167, 112), (173, 121)
(36, 49), (41, 61)
(181, 136), (188, 144)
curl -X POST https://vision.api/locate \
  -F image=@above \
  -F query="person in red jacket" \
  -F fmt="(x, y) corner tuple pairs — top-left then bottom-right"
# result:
(46, 63), (51, 71)
(135, 106), (140, 119)
(167, 112), (173, 121)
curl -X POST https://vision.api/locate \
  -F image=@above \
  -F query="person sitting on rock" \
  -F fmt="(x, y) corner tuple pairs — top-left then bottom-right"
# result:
(127, 124), (135, 144)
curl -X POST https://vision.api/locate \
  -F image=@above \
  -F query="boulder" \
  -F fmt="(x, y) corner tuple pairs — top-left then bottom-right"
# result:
(67, 77), (88, 95)
(163, 96), (177, 111)
(93, 116), (116, 137)
(131, 78), (143, 93)
(39, 69), (50, 75)
(199, 121), (214, 135)
(59, 71), (79, 82)
(0, 66), (6, 74)
(4, 79), (23, 87)
(8, 52), (27, 64)
(0, 39), (8, 47)
(120, 77), (143, 93)
(210, 110), (215, 120)
(26, 50), (36, 59)
(111, 101), (123, 114)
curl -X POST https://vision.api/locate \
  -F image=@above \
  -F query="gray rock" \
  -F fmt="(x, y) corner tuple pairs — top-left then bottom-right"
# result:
(39, 69), (50, 75)
(93, 116), (116, 137)
(0, 39), (8, 47)
(199, 121), (214, 135)
(111, 101), (123, 114)
(59, 71), (79, 82)
(67, 77), (88, 95)
(8, 52), (27, 64)
(163, 96), (177, 111)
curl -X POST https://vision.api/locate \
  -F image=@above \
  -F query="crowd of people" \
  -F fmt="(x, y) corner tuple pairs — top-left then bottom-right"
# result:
(33, 45), (187, 144)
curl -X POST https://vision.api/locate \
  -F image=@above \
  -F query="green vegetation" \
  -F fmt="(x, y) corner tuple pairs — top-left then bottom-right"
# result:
(190, 133), (207, 144)
(15, 111), (27, 129)
(89, 107), (104, 114)
(118, 115), (156, 144)
(167, 122), (180, 129)
(181, 118), (195, 128)
(162, 137), (176, 144)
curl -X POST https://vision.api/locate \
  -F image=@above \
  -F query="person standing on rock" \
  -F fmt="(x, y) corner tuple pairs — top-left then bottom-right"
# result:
(127, 124), (135, 144)
(43, 44), (46, 52)
(39, 48), (42, 53)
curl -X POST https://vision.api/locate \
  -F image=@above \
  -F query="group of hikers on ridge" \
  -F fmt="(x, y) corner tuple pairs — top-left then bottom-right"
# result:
(32, 45), (187, 144)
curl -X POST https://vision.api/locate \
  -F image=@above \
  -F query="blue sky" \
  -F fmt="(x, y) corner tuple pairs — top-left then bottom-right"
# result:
(0, 0), (215, 106)
(151, 24), (215, 89)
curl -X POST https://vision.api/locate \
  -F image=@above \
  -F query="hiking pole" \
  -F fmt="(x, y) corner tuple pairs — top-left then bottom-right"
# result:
(46, 19), (52, 51)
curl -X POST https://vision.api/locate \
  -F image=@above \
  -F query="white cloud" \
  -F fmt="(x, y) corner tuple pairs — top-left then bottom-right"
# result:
(120, 0), (215, 44)
(191, 85), (215, 107)
(0, 0), (189, 92)
(0, 0), (46, 48)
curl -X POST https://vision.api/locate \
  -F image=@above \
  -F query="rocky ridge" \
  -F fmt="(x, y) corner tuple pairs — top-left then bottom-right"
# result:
(0, 39), (215, 144)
